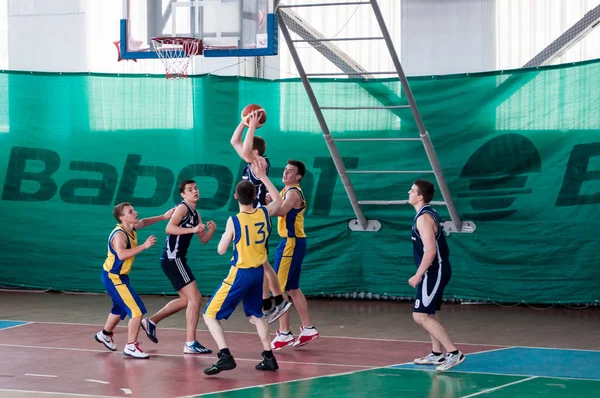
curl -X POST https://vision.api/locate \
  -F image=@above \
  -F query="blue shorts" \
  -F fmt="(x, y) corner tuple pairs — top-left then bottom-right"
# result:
(101, 271), (147, 320)
(204, 266), (264, 320)
(273, 237), (307, 291)
(413, 265), (451, 314)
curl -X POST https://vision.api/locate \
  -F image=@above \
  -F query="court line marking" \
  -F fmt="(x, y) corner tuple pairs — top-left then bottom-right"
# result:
(0, 322), (30, 332)
(388, 346), (515, 367)
(85, 379), (109, 385)
(24, 373), (57, 378)
(180, 346), (509, 398)
(0, 343), (373, 368)
(459, 376), (537, 398)
(177, 363), (407, 398)
(511, 345), (600, 354)
(0, 320), (508, 347)
(0, 389), (118, 397)
(390, 368), (600, 383)
(11, 319), (598, 352)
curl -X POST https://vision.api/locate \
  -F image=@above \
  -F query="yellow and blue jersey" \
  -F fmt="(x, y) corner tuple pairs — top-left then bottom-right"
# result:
(230, 207), (271, 268)
(103, 224), (137, 275)
(277, 185), (307, 238)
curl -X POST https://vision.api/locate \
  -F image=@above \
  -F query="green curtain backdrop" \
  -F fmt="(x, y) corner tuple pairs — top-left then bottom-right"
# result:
(0, 59), (599, 304)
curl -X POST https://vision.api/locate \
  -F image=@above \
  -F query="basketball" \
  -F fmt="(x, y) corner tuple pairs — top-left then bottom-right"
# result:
(241, 104), (267, 128)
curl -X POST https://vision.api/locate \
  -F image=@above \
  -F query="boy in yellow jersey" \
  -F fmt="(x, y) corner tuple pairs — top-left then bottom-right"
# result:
(270, 160), (320, 350)
(230, 111), (291, 323)
(95, 202), (174, 359)
(203, 158), (283, 375)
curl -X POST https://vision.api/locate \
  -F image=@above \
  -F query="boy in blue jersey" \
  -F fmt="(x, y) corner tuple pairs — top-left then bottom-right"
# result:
(202, 157), (283, 375)
(140, 180), (215, 355)
(95, 202), (174, 359)
(408, 180), (465, 371)
(230, 111), (292, 323)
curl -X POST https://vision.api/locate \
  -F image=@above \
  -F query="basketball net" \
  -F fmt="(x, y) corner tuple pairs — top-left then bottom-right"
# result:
(151, 37), (203, 80)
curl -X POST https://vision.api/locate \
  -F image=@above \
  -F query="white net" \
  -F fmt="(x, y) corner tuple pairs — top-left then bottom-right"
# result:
(151, 37), (203, 79)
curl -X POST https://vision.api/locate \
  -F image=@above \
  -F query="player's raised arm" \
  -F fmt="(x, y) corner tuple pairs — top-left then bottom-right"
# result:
(135, 207), (175, 230)
(241, 111), (262, 163)
(251, 157), (282, 216)
(217, 217), (234, 255)
(230, 120), (248, 160)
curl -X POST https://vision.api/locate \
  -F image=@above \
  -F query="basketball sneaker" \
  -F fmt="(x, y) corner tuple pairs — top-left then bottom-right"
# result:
(123, 342), (149, 359)
(436, 351), (466, 371)
(184, 340), (212, 354)
(256, 351), (279, 371)
(94, 331), (116, 351)
(414, 352), (446, 365)
(271, 330), (296, 350)
(292, 326), (319, 348)
(266, 300), (293, 324)
(204, 352), (237, 375)
(141, 318), (158, 343)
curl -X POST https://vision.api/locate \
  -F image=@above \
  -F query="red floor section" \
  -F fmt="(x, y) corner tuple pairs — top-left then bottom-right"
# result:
(0, 322), (501, 397)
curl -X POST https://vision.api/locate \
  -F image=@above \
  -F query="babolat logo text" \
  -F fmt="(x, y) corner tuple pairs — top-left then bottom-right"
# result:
(459, 134), (542, 221)
(0, 146), (359, 216)
(459, 134), (600, 220)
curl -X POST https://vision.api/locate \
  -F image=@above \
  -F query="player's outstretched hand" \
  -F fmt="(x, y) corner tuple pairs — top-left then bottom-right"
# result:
(144, 235), (157, 249)
(265, 193), (273, 204)
(206, 221), (217, 231)
(252, 157), (268, 179)
(163, 207), (176, 220)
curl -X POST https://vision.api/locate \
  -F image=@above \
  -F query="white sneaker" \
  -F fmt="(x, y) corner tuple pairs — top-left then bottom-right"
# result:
(436, 351), (466, 371)
(183, 340), (212, 354)
(292, 326), (319, 348)
(94, 331), (116, 351)
(266, 300), (293, 324)
(414, 352), (446, 365)
(123, 342), (149, 359)
(271, 330), (296, 350)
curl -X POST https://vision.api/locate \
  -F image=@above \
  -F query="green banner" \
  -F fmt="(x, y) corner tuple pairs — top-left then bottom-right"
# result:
(1, 60), (599, 304)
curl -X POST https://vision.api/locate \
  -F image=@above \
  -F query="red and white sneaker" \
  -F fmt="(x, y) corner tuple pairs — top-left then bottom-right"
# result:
(123, 341), (149, 359)
(293, 326), (319, 348)
(271, 330), (296, 350)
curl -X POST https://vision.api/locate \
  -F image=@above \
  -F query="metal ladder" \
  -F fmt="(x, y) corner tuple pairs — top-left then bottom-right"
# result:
(276, 0), (476, 235)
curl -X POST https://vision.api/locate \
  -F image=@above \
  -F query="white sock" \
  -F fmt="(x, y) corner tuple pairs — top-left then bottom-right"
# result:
(186, 340), (196, 346)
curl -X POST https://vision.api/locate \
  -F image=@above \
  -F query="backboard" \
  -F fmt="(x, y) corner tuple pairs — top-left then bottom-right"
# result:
(119, 0), (278, 60)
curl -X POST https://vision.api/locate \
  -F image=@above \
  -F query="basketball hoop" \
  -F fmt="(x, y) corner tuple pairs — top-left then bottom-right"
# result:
(151, 37), (203, 79)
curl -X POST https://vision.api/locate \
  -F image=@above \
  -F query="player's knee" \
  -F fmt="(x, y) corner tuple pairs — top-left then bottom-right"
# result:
(190, 289), (202, 303)
(412, 312), (428, 325)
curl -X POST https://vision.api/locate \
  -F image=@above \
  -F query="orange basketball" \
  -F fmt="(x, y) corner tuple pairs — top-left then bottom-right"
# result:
(241, 104), (267, 128)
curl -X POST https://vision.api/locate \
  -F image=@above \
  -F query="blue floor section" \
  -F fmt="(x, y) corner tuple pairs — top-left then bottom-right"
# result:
(0, 320), (28, 330)
(393, 347), (600, 380)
